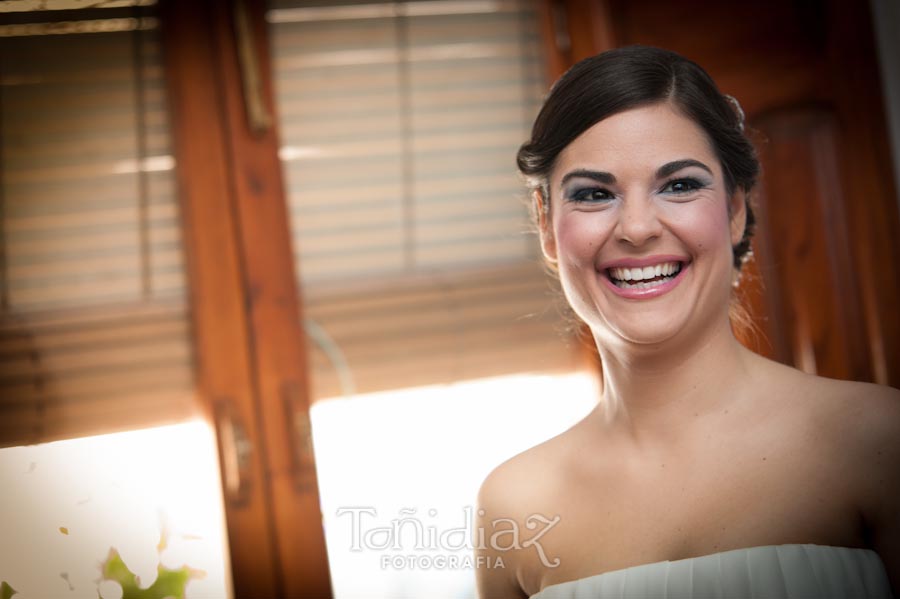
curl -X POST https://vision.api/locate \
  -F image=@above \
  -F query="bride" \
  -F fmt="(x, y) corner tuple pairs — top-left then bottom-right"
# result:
(475, 46), (898, 598)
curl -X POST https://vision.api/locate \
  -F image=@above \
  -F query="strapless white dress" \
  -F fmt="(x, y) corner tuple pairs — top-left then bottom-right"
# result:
(530, 544), (893, 598)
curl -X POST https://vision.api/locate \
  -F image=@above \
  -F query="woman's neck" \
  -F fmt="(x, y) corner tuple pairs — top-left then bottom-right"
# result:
(593, 318), (753, 445)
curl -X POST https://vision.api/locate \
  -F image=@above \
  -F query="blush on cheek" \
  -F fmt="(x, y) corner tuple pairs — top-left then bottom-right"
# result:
(669, 202), (731, 256)
(553, 219), (583, 263)
(554, 212), (613, 261)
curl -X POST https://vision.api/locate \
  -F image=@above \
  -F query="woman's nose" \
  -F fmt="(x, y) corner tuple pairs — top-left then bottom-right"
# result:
(614, 195), (663, 247)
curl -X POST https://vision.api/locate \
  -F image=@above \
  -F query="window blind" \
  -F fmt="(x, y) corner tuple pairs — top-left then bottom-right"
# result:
(269, 0), (579, 400)
(0, 2), (197, 447)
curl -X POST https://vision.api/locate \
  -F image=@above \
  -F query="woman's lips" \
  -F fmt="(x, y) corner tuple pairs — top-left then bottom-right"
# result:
(600, 260), (690, 299)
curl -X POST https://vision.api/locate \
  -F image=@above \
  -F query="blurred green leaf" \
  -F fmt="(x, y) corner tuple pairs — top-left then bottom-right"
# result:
(1, 581), (16, 599)
(101, 548), (199, 599)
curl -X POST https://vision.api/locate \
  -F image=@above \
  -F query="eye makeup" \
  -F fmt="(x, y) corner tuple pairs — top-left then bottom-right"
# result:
(659, 175), (711, 195)
(566, 185), (616, 203)
(558, 158), (715, 204)
(560, 170), (617, 204)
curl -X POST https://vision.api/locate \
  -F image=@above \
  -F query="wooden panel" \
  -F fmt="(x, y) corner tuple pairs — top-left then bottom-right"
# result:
(160, 0), (281, 595)
(821, 0), (900, 385)
(537, 0), (616, 82)
(752, 109), (870, 380)
(607, 0), (825, 116)
(209, 0), (332, 596)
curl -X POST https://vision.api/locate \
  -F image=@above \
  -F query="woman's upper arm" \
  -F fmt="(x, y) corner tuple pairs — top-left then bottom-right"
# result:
(857, 385), (900, 594)
(475, 466), (529, 599)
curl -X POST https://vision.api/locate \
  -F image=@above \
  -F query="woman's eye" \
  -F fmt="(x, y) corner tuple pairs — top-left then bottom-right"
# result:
(570, 188), (614, 203)
(662, 178), (703, 194)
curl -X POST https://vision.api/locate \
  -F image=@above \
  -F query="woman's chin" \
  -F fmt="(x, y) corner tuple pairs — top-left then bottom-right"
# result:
(607, 325), (681, 348)
(589, 313), (691, 349)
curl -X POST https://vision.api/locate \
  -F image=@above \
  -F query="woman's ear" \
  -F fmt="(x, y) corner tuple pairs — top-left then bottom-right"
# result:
(729, 189), (748, 247)
(535, 190), (558, 262)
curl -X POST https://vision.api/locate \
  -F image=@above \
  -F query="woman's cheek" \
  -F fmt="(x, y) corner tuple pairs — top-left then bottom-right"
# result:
(551, 216), (597, 321)
(665, 200), (731, 254)
(554, 211), (608, 265)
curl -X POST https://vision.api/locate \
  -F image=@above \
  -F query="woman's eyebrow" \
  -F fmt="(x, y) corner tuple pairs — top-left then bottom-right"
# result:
(656, 159), (713, 179)
(560, 169), (616, 186)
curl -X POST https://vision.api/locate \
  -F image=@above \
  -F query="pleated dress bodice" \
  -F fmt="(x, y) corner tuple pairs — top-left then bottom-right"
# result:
(530, 544), (893, 598)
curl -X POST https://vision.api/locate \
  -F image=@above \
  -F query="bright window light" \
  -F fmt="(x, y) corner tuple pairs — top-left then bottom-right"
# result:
(311, 370), (599, 599)
(0, 421), (231, 599)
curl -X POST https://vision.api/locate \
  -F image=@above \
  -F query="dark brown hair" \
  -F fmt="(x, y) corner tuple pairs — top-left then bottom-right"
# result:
(517, 45), (758, 269)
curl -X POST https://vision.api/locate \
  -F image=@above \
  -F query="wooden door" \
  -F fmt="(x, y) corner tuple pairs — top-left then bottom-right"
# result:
(543, 0), (900, 386)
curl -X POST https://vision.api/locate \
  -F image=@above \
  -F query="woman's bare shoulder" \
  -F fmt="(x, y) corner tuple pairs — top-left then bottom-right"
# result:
(807, 376), (900, 585)
(477, 407), (608, 525)
(746, 355), (900, 469)
(478, 425), (578, 513)
(764, 360), (900, 467)
(750, 354), (899, 418)
(475, 422), (589, 598)
(817, 376), (900, 458)
(790, 367), (900, 430)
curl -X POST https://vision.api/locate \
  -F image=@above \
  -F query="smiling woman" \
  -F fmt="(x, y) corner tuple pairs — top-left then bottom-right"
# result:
(475, 46), (900, 599)
(545, 102), (743, 349)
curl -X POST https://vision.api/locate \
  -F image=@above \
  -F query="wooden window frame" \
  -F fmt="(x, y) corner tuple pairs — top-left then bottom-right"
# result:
(160, 0), (331, 596)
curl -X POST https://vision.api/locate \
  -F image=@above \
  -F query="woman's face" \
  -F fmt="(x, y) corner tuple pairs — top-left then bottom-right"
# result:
(541, 102), (746, 348)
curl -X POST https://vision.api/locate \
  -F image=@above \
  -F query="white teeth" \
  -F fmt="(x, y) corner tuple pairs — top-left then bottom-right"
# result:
(609, 261), (681, 282)
(616, 279), (658, 290)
